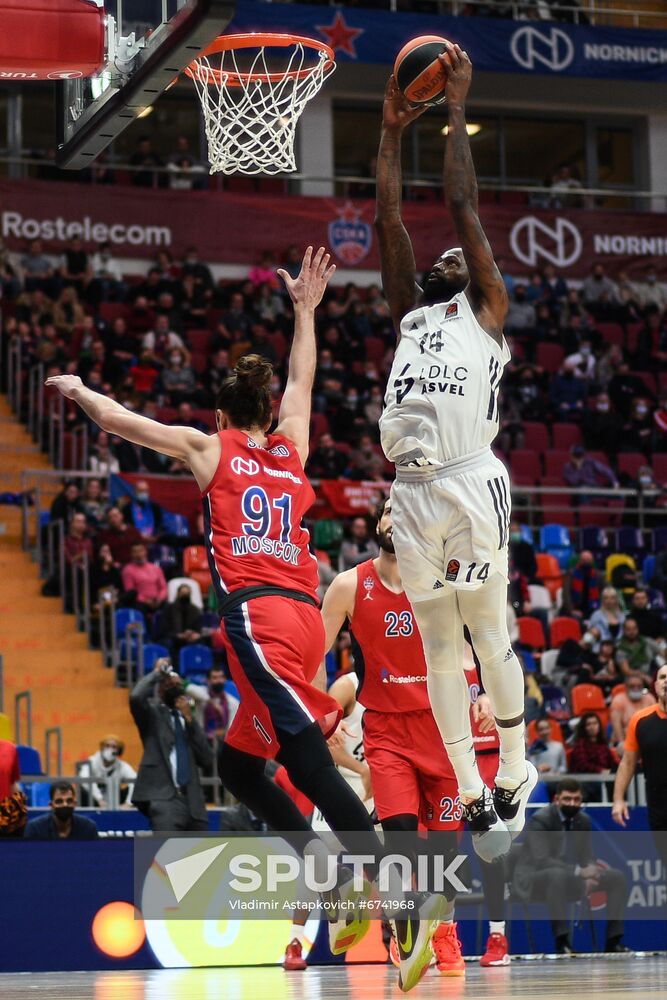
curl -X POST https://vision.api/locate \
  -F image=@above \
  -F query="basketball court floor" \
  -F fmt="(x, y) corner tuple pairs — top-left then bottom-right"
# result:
(2, 956), (665, 1000)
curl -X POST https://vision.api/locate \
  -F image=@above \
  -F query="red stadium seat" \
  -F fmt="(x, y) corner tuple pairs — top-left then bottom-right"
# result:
(98, 302), (128, 324)
(535, 553), (563, 600)
(187, 329), (212, 353)
(517, 616), (547, 650)
(509, 449), (541, 483)
(526, 718), (564, 744)
(552, 424), (582, 450)
(630, 371), (657, 396)
(570, 683), (608, 730)
(183, 545), (211, 596)
(595, 323), (624, 348)
(522, 422), (549, 452)
(191, 351), (208, 374)
(268, 332), (287, 363)
(617, 452), (648, 478)
(365, 337), (386, 365)
(652, 454), (667, 483)
(626, 323), (644, 354)
(543, 449), (570, 478)
(309, 412), (329, 445)
(192, 409), (214, 430)
(549, 616), (582, 647)
(536, 343), (565, 373)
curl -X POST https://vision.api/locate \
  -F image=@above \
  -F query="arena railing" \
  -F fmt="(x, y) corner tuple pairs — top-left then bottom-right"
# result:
(0, 154), (660, 210)
(14, 689), (32, 747)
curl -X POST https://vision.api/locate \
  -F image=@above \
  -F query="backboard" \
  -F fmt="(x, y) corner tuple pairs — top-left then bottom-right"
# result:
(56, 0), (235, 169)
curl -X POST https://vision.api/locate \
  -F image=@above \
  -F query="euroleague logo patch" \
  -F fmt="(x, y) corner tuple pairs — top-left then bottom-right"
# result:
(445, 559), (460, 582)
(363, 575), (375, 600)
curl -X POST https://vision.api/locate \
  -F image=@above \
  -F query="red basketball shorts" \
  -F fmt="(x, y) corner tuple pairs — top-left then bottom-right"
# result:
(220, 596), (341, 759)
(362, 708), (463, 831)
(476, 749), (500, 789)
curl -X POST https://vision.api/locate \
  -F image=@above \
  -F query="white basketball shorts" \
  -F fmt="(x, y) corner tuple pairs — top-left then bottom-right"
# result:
(390, 446), (511, 603)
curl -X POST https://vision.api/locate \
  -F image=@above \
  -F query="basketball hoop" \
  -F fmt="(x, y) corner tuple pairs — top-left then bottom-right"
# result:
(185, 33), (336, 176)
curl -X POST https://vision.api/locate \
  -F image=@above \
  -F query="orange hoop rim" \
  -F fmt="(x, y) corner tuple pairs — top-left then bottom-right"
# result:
(185, 32), (335, 87)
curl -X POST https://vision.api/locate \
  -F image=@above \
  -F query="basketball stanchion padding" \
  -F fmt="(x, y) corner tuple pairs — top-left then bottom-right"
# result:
(0, 0), (104, 80)
(185, 32), (336, 176)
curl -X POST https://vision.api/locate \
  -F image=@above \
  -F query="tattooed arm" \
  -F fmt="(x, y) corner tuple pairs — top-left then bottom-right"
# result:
(440, 44), (508, 347)
(374, 76), (427, 338)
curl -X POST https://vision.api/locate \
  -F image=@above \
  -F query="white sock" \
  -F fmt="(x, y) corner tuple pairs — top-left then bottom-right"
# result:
(290, 923), (305, 946)
(495, 721), (527, 788)
(489, 920), (506, 936)
(445, 738), (484, 801)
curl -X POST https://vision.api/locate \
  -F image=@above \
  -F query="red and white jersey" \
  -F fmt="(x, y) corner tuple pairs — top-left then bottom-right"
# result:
(464, 646), (500, 754)
(349, 560), (430, 713)
(201, 429), (319, 602)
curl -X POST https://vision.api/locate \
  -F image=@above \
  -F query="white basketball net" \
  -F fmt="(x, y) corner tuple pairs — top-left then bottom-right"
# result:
(189, 42), (335, 175)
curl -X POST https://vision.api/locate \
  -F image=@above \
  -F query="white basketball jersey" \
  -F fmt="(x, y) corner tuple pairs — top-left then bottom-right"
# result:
(380, 292), (511, 468)
(338, 672), (366, 781)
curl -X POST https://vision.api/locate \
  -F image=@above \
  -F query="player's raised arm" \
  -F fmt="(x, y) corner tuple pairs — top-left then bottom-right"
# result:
(375, 75), (427, 335)
(440, 44), (508, 345)
(320, 568), (357, 653)
(275, 246), (336, 466)
(43, 374), (214, 486)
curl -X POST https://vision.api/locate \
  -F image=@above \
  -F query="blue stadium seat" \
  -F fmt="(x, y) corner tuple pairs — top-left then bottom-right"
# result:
(201, 611), (220, 631)
(179, 644), (213, 678)
(643, 555), (657, 586)
(162, 512), (191, 538)
(142, 643), (170, 673)
(31, 782), (51, 807)
(518, 524), (534, 545)
(540, 685), (570, 721)
(149, 543), (180, 577)
(17, 744), (43, 776)
(617, 527), (646, 556)
(580, 526), (615, 559)
(539, 524), (573, 570)
(115, 609), (146, 664)
(225, 679), (240, 701)
(654, 526), (667, 552)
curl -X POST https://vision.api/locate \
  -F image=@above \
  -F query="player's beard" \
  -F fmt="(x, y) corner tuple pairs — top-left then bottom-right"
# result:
(377, 529), (395, 554)
(422, 273), (467, 305)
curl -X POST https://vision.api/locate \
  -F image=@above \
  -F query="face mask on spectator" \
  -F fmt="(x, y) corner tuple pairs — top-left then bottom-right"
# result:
(169, 353), (181, 365)
(101, 747), (117, 764)
(628, 689), (644, 701)
(580, 346), (591, 357)
(636, 405), (649, 417)
(560, 804), (581, 820)
(53, 806), (74, 822)
(510, 531), (522, 542)
(136, 491), (149, 502)
(639, 475), (653, 488)
(597, 401), (610, 413)
(210, 682), (225, 695)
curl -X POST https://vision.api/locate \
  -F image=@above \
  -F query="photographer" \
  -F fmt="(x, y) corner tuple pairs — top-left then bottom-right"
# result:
(130, 658), (214, 831)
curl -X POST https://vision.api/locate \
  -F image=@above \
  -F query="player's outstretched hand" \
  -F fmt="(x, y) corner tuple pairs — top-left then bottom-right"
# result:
(382, 74), (427, 132)
(277, 245), (336, 310)
(438, 42), (472, 106)
(44, 374), (83, 398)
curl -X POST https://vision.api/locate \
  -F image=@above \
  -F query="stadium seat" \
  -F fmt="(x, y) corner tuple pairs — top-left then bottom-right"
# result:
(519, 524), (535, 545)
(543, 450), (570, 478)
(509, 449), (541, 483)
(309, 412), (329, 444)
(166, 576), (203, 608)
(540, 648), (560, 679)
(191, 351), (208, 375)
(652, 454), (667, 483)
(522, 422), (549, 452)
(629, 371), (657, 396)
(187, 329), (212, 353)
(610, 683), (627, 699)
(535, 553), (563, 600)
(312, 519), (344, 551)
(17, 745), (43, 776)
(540, 523), (573, 566)
(528, 583), (553, 613)
(0, 712), (13, 741)
(115, 608), (146, 639)
(625, 322), (644, 353)
(617, 527), (647, 556)
(643, 554), (657, 585)
(605, 553), (636, 585)
(580, 526), (614, 558)
(654, 526), (667, 552)
(179, 644), (213, 678)
(536, 343), (565, 373)
(149, 544), (180, 577)
(540, 685), (571, 721)
(517, 616), (547, 650)
(527, 718), (563, 744)
(98, 302), (128, 324)
(570, 683), (608, 729)
(183, 546), (211, 596)
(617, 453), (648, 479)
(30, 782), (51, 806)
(161, 512), (191, 537)
(142, 643), (170, 672)
(549, 616), (582, 647)
(552, 424), (582, 451)
(594, 322), (624, 348)
(365, 337), (386, 365)
(268, 332), (287, 363)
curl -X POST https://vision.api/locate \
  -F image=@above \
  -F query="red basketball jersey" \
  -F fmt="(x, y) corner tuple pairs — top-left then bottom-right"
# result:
(349, 560), (430, 713)
(202, 429), (319, 602)
(466, 663), (501, 753)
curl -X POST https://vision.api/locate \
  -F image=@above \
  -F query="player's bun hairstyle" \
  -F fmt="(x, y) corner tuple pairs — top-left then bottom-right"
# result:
(215, 353), (274, 429)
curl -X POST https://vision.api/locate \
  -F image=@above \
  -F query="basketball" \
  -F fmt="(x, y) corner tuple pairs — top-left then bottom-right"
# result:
(394, 35), (451, 106)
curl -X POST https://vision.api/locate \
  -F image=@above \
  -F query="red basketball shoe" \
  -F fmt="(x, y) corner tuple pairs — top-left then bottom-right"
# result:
(432, 922), (465, 977)
(480, 932), (510, 967)
(283, 938), (307, 971)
